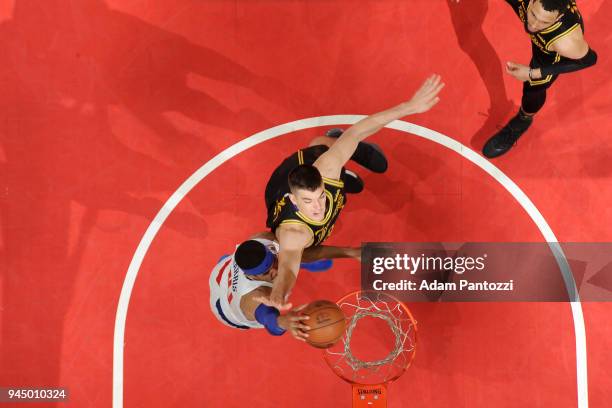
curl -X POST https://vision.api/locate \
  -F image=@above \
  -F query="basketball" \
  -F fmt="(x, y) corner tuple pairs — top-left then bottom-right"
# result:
(301, 300), (346, 349)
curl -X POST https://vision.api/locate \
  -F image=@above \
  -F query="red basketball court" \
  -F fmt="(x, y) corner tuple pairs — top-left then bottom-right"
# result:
(1, 1), (611, 407)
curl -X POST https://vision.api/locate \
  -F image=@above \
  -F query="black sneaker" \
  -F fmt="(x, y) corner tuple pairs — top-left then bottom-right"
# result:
(326, 128), (388, 173)
(341, 169), (364, 194)
(482, 112), (533, 158)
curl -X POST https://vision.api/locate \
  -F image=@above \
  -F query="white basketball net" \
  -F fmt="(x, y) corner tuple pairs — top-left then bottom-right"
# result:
(324, 291), (417, 385)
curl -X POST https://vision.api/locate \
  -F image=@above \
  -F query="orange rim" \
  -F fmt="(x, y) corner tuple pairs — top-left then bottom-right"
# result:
(323, 290), (418, 385)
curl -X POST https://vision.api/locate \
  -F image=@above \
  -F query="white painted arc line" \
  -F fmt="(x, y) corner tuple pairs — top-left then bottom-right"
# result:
(113, 115), (587, 408)
(385, 120), (580, 301)
(113, 118), (333, 408)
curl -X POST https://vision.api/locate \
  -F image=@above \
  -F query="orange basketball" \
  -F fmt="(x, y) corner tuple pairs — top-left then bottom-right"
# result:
(301, 300), (346, 349)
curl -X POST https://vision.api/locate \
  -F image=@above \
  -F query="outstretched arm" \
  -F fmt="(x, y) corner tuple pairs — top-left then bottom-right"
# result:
(249, 231), (360, 262)
(301, 245), (361, 262)
(255, 224), (312, 310)
(313, 74), (445, 180)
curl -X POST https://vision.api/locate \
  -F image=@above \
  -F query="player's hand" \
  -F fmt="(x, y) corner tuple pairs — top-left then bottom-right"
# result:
(278, 304), (311, 342)
(404, 74), (445, 114)
(254, 275), (294, 311)
(505, 61), (531, 82)
(253, 293), (293, 311)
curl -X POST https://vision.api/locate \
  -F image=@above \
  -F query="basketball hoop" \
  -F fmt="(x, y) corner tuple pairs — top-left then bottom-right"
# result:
(323, 291), (417, 407)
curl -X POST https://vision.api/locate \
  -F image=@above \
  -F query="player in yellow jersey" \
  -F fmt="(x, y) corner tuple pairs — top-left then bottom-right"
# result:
(258, 75), (445, 310)
(455, 0), (597, 158)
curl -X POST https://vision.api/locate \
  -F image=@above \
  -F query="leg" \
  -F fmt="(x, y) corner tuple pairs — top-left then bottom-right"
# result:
(521, 85), (548, 116)
(482, 77), (555, 159)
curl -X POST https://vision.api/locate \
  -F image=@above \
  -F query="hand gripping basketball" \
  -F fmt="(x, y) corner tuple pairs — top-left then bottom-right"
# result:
(300, 300), (347, 349)
(278, 304), (311, 342)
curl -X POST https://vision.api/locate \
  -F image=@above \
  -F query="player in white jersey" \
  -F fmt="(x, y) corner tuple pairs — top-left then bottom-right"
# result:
(209, 232), (359, 341)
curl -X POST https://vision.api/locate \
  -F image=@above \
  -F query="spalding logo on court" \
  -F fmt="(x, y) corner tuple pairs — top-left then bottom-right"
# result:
(357, 389), (382, 395)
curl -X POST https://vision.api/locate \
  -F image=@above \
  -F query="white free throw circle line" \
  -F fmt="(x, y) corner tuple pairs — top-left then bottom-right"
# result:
(113, 115), (587, 408)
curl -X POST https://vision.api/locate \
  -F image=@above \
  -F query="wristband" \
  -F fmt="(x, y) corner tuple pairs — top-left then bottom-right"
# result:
(254, 304), (286, 336)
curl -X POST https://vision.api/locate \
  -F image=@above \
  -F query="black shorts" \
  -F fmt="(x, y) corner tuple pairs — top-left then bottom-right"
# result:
(524, 57), (559, 93)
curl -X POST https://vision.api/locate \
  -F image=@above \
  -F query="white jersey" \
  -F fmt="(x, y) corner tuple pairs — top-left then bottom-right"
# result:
(209, 238), (278, 329)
